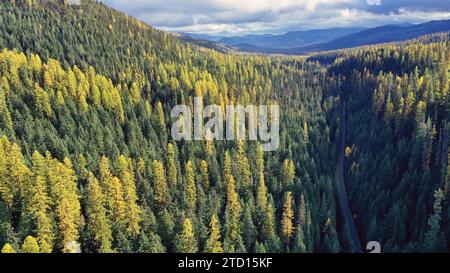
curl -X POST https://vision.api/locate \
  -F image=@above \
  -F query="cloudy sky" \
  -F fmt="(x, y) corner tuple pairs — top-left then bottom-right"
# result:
(101, 0), (450, 36)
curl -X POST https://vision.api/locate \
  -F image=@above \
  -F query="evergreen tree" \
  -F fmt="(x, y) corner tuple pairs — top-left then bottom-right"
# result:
(147, 232), (166, 253)
(224, 172), (243, 252)
(1, 243), (15, 253)
(156, 101), (166, 131)
(292, 224), (306, 253)
(166, 143), (178, 187)
(205, 214), (223, 253)
(298, 194), (306, 229)
(237, 141), (251, 195)
(281, 192), (294, 246)
(137, 233), (151, 253)
(21, 236), (40, 253)
(106, 176), (126, 224)
(185, 161), (196, 211)
(86, 173), (112, 253)
(282, 159), (295, 188)
(152, 160), (168, 207)
(262, 202), (276, 240)
(423, 189), (445, 252)
(256, 144), (264, 176)
(175, 218), (198, 253)
(130, 82), (141, 104)
(0, 137), (14, 207)
(117, 156), (141, 236)
(223, 151), (233, 189)
(47, 158), (82, 253)
(33, 176), (54, 253)
(303, 122), (309, 144)
(256, 171), (268, 213)
(99, 156), (112, 191)
(200, 160), (209, 191)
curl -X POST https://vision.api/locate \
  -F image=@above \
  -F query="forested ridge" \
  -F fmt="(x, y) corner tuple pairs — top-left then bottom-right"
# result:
(0, 0), (448, 253)
(330, 37), (450, 252)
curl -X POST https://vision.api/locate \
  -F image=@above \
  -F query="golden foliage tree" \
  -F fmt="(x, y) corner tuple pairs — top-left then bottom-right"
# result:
(21, 236), (40, 253)
(0, 137), (31, 207)
(175, 218), (198, 253)
(156, 101), (165, 131)
(166, 143), (177, 187)
(237, 141), (251, 194)
(34, 82), (52, 117)
(117, 156), (142, 236)
(47, 158), (82, 253)
(152, 160), (168, 207)
(205, 214), (223, 253)
(86, 173), (112, 253)
(32, 176), (54, 253)
(282, 159), (295, 188)
(224, 170), (242, 252)
(185, 160), (196, 211)
(106, 176), (126, 224)
(1, 243), (15, 253)
(99, 156), (112, 191)
(262, 202), (276, 239)
(200, 160), (209, 191)
(223, 151), (233, 189)
(281, 192), (294, 245)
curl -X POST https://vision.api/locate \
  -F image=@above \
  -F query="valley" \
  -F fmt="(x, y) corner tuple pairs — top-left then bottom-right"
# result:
(0, 0), (448, 254)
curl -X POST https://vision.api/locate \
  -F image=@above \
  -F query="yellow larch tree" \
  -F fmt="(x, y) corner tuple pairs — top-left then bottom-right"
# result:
(185, 160), (196, 211)
(175, 218), (198, 253)
(21, 236), (40, 253)
(281, 192), (294, 245)
(166, 143), (177, 187)
(152, 160), (168, 207)
(117, 156), (142, 236)
(205, 214), (223, 253)
(200, 160), (209, 191)
(86, 172), (112, 253)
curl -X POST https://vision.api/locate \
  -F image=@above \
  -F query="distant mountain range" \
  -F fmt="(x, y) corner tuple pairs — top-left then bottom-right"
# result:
(182, 20), (450, 55)
(175, 33), (234, 53)
(218, 28), (367, 51)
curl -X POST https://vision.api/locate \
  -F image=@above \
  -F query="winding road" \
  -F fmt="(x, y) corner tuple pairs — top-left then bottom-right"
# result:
(337, 102), (362, 253)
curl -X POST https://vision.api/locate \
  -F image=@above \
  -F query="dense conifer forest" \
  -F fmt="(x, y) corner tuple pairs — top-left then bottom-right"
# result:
(0, 0), (448, 253)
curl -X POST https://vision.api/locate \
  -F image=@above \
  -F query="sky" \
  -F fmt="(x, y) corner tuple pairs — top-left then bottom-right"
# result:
(101, 0), (450, 36)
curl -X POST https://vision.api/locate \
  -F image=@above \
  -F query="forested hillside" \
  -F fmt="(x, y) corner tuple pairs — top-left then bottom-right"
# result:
(0, 0), (338, 253)
(0, 0), (448, 253)
(329, 36), (450, 252)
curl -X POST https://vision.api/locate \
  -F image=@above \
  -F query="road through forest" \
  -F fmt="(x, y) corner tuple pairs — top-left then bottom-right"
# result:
(337, 102), (362, 253)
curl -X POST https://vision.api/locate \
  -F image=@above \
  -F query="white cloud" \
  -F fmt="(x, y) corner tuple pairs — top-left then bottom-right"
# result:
(101, 0), (450, 35)
(366, 0), (381, 6)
